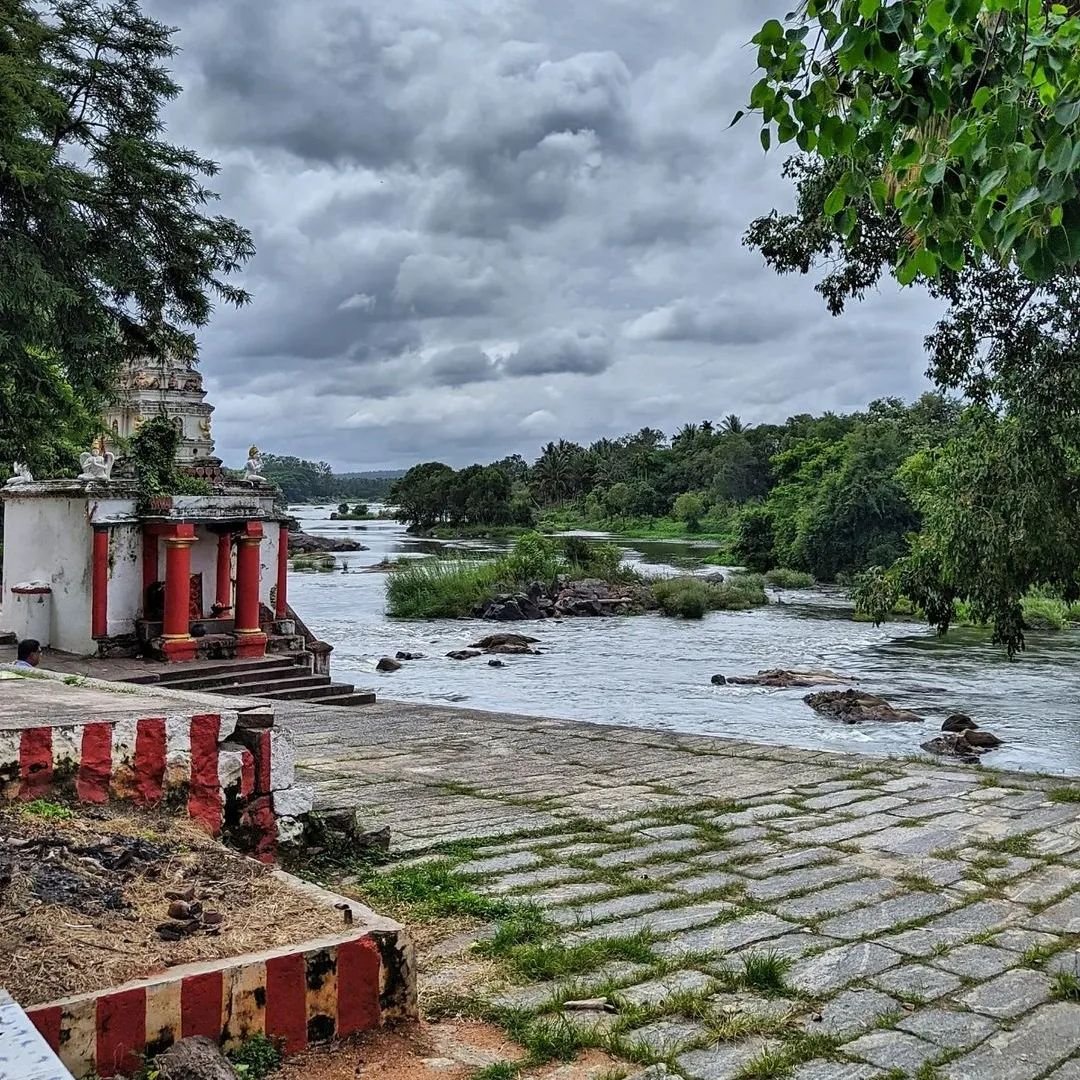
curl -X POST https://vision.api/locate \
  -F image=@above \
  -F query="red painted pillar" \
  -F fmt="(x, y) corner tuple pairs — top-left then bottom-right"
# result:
(215, 532), (233, 613)
(161, 524), (198, 662)
(275, 523), (289, 619)
(92, 527), (109, 639)
(142, 529), (159, 598)
(234, 522), (267, 659)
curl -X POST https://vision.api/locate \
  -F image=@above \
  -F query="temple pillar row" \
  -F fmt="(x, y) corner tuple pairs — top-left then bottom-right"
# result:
(161, 523), (198, 662)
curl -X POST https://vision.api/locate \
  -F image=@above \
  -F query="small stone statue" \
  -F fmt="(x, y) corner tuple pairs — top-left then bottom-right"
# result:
(244, 445), (263, 482)
(5, 462), (33, 487)
(78, 440), (115, 482)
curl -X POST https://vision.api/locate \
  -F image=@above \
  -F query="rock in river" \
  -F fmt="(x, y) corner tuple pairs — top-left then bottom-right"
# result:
(804, 689), (922, 724)
(395, 651), (425, 661)
(376, 657), (402, 672)
(942, 713), (978, 732)
(726, 669), (852, 688)
(470, 633), (539, 650)
(447, 649), (482, 661)
(288, 530), (367, 554)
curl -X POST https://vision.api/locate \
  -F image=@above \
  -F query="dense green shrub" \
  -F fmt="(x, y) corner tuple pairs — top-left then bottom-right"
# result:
(765, 567), (815, 589)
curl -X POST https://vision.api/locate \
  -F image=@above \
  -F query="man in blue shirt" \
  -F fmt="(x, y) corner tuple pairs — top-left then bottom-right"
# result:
(13, 638), (41, 670)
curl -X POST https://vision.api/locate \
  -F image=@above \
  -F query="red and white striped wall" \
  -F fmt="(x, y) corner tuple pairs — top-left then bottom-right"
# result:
(0, 712), (285, 858)
(26, 923), (412, 1079)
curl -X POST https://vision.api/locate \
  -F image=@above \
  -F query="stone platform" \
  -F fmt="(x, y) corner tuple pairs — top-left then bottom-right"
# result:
(286, 699), (1080, 1080)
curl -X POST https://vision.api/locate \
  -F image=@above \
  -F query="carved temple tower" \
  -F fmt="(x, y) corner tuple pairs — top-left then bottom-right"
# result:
(103, 355), (221, 478)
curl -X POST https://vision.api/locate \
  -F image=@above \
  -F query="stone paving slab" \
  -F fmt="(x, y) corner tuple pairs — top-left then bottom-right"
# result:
(277, 699), (1080, 1080)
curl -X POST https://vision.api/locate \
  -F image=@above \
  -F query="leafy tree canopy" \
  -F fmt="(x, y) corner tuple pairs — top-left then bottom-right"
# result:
(0, 0), (253, 470)
(745, 1), (1080, 282)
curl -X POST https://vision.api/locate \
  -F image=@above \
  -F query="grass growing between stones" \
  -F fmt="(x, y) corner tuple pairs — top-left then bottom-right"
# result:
(482, 930), (659, 982)
(1052, 971), (1080, 1001)
(472, 1064), (520, 1080)
(1049, 786), (1080, 804)
(732, 1033), (841, 1079)
(358, 860), (523, 921)
(736, 952), (792, 993)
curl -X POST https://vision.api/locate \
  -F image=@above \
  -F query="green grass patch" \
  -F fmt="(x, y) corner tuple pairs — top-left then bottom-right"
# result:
(481, 930), (658, 983)
(997, 834), (1036, 857)
(19, 799), (74, 821)
(1049, 786), (1080, 804)
(764, 568), (816, 589)
(1053, 971), (1080, 1001)
(358, 860), (519, 920)
(733, 951), (792, 993)
(472, 1064), (520, 1080)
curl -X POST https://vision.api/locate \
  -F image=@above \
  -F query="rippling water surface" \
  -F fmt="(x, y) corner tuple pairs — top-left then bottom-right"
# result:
(289, 506), (1080, 776)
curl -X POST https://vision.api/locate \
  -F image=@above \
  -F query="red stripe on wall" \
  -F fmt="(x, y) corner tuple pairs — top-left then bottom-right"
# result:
(335, 937), (382, 1036)
(180, 969), (224, 1039)
(133, 717), (167, 806)
(250, 730), (272, 794)
(76, 723), (112, 803)
(187, 714), (222, 834)
(27, 1006), (62, 1052)
(19, 727), (52, 800)
(265, 953), (308, 1054)
(96, 987), (146, 1078)
(240, 747), (255, 799)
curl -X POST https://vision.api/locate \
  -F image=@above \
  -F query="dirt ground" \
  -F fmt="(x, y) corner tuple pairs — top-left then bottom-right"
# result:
(0, 803), (344, 1005)
(274, 1020), (624, 1080)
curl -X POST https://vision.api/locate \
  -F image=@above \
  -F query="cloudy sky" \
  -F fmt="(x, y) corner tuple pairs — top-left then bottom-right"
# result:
(144, 0), (941, 471)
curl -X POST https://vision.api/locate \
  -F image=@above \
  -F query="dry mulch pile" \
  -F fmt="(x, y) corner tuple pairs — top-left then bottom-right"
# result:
(1, 803), (344, 1007)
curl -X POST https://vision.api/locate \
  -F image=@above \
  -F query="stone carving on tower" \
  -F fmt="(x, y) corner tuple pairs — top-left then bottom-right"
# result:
(103, 353), (222, 479)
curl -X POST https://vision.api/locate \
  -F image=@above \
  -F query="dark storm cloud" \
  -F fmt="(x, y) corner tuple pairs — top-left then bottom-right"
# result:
(143, 0), (940, 470)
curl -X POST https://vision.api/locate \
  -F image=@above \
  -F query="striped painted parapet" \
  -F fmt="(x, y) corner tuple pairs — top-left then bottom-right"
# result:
(22, 879), (416, 1079)
(0, 712), (313, 860)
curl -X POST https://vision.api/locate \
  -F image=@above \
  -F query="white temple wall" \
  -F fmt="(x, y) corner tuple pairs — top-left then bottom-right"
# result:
(105, 524), (142, 637)
(191, 525), (223, 614)
(2, 497), (94, 654)
(261, 524), (282, 612)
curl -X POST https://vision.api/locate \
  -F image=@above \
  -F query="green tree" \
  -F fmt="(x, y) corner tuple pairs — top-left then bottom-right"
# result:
(672, 491), (707, 532)
(745, 1), (1080, 281)
(1, 0), (253, 470)
(733, 506), (776, 573)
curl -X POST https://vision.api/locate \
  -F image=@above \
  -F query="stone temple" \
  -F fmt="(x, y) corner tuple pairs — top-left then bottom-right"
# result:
(103, 353), (220, 479)
(2, 357), (290, 663)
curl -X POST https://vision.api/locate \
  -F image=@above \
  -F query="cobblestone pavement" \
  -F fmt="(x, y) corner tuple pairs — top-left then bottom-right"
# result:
(284, 700), (1080, 1080)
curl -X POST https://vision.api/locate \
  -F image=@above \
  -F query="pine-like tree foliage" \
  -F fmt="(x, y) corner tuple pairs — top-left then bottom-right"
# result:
(0, 1), (253, 471)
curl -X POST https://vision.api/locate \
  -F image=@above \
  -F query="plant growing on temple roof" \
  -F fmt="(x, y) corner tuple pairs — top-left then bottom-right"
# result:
(129, 416), (210, 507)
(0, 0), (253, 472)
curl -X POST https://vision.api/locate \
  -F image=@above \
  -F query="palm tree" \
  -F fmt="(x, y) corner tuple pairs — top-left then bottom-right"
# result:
(721, 414), (745, 435)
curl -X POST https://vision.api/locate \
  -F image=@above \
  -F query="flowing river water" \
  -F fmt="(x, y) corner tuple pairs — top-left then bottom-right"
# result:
(288, 505), (1080, 777)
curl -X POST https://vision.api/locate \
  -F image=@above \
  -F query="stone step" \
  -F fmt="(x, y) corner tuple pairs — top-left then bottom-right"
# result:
(125, 656), (303, 685)
(252, 678), (363, 702)
(145, 663), (312, 692)
(316, 690), (378, 707)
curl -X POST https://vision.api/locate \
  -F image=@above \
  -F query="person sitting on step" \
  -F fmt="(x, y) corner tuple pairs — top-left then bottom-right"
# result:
(13, 638), (41, 670)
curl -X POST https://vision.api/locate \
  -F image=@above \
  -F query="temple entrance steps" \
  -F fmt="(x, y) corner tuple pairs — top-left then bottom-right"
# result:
(123, 654), (376, 706)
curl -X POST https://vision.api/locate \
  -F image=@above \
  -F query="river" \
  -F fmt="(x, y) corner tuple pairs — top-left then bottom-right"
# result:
(288, 505), (1080, 777)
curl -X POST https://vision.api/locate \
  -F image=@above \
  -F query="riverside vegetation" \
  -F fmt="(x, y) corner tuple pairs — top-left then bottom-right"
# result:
(384, 532), (768, 620)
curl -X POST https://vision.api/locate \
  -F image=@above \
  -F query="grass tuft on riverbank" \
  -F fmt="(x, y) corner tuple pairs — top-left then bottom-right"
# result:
(764, 567), (816, 589)
(386, 532), (635, 619)
(652, 574), (768, 618)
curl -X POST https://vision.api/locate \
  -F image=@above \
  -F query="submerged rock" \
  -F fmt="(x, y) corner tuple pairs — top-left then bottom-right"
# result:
(727, 669), (852, 689)
(488, 659), (505, 668)
(963, 728), (1002, 748)
(395, 651), (425, 661)
(447, 649), (482, 660)
(710, 674), (727, 685)
(921, 731), (1000, 762)
(376, 657), (402, 672)
(804, 689), (922, 724)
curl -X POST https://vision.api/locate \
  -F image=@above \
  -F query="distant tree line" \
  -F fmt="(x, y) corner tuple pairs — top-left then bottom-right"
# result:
(260, 454), (397, 503)
(390, 393), (960, 584)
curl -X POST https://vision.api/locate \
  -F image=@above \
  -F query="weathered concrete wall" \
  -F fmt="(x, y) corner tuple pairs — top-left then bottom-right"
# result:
(106, 524), (142, 637)
(260, 525), (281, 611)
(3, 497), (94, 653)
(190, 525), (224, 614)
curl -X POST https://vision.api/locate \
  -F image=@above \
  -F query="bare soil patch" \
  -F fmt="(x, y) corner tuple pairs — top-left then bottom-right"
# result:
(275, 1020), (621, 1080)
(0, 803), (343, 1006)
